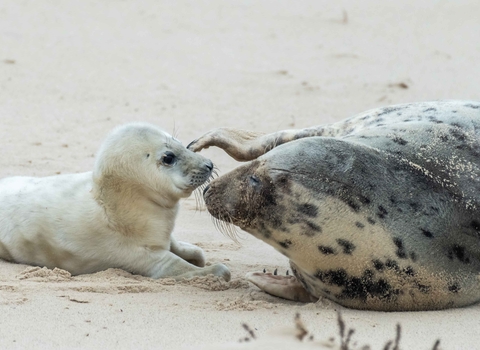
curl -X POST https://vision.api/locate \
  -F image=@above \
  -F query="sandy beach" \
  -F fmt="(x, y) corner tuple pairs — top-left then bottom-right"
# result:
(1, 1), (480, 348)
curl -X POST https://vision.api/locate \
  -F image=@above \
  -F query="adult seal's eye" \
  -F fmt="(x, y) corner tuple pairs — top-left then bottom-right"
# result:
(162, 151), (177, 166)
(249, 175), (260, 186)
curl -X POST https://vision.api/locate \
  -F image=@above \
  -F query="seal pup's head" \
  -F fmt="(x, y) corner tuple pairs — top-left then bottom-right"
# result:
(93, 123), (213, 208)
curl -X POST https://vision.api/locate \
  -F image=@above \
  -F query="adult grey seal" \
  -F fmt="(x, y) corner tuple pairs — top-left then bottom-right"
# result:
(0, 123), (230, 281)
(188, 100), (480, 310)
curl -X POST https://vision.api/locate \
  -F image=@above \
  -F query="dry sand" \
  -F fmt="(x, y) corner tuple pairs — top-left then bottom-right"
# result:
(1, 0), (479, 349)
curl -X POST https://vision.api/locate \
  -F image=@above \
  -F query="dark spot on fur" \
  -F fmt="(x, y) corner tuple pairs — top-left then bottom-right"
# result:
(276, 174), (292, 194)
(346, 199), (360, 212)
(363, 269), (374, 279)
(448, 284), (460, 293)
(421, 229), (434, 238)
(471, 220), (480, 232)
(270, 216), (282, 229)
(403, 266), (415, 276)
(410, 251), (417, 262)
(447, 244), (470, 264)
(315, 269), (347, 285)
(264, 191), (277, 206)
(423, 108), (437, 112)
(450, 128), (466, 141)
(318, 245), (336, 255)
(464, 103), (480, 109)
(296, 203), (318, 218)
(415, 282), (431, 294)
(306, 221), (321, 232)
(373, 259), (384, 271)
(378, 106), (403, 117)
(392, 136), (408, 145)
(367, 217), (376, 225)
(336, 239), (356, 255)
(393, 237), (408, 259)
(355, 221), (365, 229)
(377, 205), (388, 219)
(279, 240), (292, 249)
(439, 135), (449, 142)
(257, 222), (272, 239)
(409, 202), (421, 211)
(287, 217), (300, 225)
(385, 259), (399, 271)
(315, 268), (394, 301)
(359, 196), (371, 205)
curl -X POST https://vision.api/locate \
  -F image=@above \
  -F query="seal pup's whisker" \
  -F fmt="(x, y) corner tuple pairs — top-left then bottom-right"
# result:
(192, 169), (217, 212)
(170, 123), (179, 140)
(193, 181), (209, 212)
(192, 187), (204, 212)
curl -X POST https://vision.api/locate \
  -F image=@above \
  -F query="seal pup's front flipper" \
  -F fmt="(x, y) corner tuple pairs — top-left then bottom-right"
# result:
(246, 271), (318, 303)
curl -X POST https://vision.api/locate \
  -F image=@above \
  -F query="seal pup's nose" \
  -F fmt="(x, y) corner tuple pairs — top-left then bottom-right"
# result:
(205, 160), (213, 171)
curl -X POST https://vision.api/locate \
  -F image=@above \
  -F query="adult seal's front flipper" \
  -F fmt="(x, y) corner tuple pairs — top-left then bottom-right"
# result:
(246, 272), (318, 303)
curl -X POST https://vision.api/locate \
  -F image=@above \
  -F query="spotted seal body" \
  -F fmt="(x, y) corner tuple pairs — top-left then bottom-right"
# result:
(189, 100), (480, 311)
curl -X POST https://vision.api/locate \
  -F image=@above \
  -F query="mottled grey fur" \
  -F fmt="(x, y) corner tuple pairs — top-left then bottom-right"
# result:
(191, 100), (480, 311)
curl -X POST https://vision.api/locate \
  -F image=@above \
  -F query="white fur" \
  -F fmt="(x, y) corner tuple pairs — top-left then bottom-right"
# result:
(0, 123), (230, 281)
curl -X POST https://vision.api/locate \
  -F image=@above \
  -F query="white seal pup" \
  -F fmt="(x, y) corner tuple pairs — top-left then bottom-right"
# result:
(189, 100), (480, 310)
(0, 123), (230, 281)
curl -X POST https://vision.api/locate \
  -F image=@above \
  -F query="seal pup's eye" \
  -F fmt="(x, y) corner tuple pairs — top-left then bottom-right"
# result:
(161, 151), (177, 166)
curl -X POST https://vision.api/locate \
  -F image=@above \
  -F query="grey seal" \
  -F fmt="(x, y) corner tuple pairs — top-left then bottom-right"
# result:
(0, 123), (230, 281)
(189, 100), (480, 310)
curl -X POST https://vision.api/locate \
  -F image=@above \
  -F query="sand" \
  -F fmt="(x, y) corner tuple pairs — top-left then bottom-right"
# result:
(0, 0), (479, 348)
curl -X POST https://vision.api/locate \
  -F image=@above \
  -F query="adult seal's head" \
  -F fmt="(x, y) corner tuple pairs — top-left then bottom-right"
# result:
(198, 100), (480, 311)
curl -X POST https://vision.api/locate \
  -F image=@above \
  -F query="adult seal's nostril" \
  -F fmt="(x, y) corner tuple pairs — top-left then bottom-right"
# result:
(205, 161), (213, 171)
(203, 184), (210, 195)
